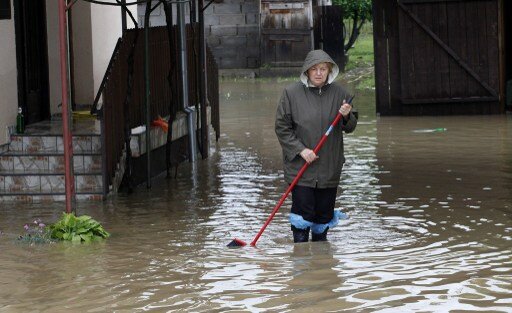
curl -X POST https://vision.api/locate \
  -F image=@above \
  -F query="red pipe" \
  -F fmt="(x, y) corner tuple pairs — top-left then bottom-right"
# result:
(58, 0), (75, 213)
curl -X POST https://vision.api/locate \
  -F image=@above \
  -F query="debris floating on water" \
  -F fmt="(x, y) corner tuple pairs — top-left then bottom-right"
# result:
(412, 128), (447, 133)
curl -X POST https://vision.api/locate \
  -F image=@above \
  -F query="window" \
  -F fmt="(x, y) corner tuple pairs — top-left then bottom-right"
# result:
(0, 0), (11, 20)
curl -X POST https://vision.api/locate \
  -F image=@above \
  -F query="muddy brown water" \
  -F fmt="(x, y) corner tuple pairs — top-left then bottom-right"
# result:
(1, 78), (511, 312)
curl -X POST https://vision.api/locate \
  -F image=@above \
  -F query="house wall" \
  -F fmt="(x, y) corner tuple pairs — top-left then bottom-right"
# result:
(0, 1), (18, 145)
(46, 0), (134, 114)
(72, 1), (94, 106)
(137, 0), (260, 69)
(205, 0), (260, 69)
(45, 0), (61, 115)
(91, 2), (124, 97)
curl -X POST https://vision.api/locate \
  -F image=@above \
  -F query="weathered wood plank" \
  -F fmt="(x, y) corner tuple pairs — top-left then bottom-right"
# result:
(466, 1), (481, 97)
(402, 96), (498, 104)
(401, 0), (493, 3)
(388, 0), (403, 114)
(398, 2), (412, 100)
(372, 0), (391, 114)
(436, 2), (451, 99)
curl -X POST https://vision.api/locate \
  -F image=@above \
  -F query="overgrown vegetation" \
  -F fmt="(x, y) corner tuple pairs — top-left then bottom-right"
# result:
(332, 0), (372, 53)
(343, 25), (375, 90)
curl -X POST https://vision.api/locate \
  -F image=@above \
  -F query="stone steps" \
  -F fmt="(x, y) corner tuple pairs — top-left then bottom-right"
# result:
(0, 121), (104, 203)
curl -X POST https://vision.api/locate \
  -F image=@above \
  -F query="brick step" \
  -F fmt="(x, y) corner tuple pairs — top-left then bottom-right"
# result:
(0, 169), (99, 175)
(8, 134), (101, 153)
(0, 193), (103, 203)
(0, 153), (101, 173)
(0, 173), (103, 194)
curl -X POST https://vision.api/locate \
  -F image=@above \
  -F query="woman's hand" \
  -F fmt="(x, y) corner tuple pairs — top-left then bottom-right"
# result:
(300, 148), (318, 164)
(339, 100), (352, 118)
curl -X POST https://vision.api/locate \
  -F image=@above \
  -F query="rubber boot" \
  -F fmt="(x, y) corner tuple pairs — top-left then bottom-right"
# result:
(291, 225), (310, 243)
(311, 227), (329, 242)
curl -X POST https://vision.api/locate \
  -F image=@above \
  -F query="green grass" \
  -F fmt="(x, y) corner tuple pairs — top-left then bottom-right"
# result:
(344, 33), (374, 72)
(342, 25), (375, 90)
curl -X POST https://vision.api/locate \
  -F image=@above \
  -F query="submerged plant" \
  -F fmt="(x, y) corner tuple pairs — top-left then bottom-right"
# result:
(18, 218), (53, 244)
(48, 213), (110, 243)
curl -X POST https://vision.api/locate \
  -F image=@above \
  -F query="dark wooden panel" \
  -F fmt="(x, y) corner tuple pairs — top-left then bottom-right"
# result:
(372, 0), (391, 113)
(487, 0), (500, 93)
(387, 0), (403, 115)
(260, 0), (311, 67)
(413, 4), (428, 99)
(435, 2), (451, 98)
(378, 0), (502, 115)
(398, 2), (412, 100)
(465, 2), (479, 96)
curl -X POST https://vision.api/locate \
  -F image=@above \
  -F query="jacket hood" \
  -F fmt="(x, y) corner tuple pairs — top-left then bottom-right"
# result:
(300, 49), (340, 86)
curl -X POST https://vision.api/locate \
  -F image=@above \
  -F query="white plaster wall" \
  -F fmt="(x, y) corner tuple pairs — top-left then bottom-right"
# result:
(91, 1), (123, 95)
(0, 1), (18, 145)
(72, 1), (94, 105)
(46, 0), (136, 113)
(45, 0), (61, 115)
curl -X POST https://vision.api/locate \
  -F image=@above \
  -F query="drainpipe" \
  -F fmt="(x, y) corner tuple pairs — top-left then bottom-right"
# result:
(144, 1), (152, 188)
(178, 1), (197, 162)
(58, 0), (75, 213)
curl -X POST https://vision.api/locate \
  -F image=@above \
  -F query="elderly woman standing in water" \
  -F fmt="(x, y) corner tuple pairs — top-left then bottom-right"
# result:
(275, 49), (357, 243)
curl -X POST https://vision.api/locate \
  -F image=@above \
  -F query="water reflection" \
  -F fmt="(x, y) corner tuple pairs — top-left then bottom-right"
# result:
(0, 78), (511, 312)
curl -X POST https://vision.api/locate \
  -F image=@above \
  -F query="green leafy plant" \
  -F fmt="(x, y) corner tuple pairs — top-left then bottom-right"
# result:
(48, 213), (110, 243)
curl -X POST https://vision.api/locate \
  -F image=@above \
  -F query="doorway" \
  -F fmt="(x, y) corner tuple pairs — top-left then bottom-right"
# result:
(13, 0), (50, 125)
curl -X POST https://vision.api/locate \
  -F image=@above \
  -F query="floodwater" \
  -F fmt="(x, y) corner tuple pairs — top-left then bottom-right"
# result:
(1, 78), (512, 312)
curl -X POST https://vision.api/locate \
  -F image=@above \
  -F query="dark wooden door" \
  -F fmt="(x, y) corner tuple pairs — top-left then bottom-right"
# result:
(14, 0), (50, 124)
(313, 5), (346, 71)
(373, 0), (502, 115)
(260, 1), (313, 68)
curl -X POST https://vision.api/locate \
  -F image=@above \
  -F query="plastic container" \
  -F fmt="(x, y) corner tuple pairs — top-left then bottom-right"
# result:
(16, 107), (25, 134)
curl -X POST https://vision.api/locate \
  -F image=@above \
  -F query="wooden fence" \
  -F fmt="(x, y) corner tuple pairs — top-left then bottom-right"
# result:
(98, 24), (219, 193)
(373, 0), (503, 115)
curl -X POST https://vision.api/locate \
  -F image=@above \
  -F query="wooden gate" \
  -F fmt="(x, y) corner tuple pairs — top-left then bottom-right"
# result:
(313, 5), (346, 71)
(260, 0), (313, 68)
(373, 0), (504, 115)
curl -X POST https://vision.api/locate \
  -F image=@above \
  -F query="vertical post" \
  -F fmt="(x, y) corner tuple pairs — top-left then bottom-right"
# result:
(58, 0), (75, 213)
(121, 0), (127, 34)
(198, 0), (208, 158)
(144, 1), (152, 188)
(178, 1), (197, 162)
(498, 0), (505, 111)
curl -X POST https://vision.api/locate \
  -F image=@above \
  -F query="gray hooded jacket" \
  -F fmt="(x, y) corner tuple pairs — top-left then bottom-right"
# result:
(275, 50), (357, 188)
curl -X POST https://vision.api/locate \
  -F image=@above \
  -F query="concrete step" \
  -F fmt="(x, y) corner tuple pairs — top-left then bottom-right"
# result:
(0, 172), (102, 195)
(0, 193), (104, 203)
(0, 152), (102, 173)
(8, 134), (101, 153)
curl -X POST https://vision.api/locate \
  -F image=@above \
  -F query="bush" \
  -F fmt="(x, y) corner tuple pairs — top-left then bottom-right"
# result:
(48, 213), (110, 243)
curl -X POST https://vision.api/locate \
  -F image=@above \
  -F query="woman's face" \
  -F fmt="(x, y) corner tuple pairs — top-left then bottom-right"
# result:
(307, 62), (330, 87)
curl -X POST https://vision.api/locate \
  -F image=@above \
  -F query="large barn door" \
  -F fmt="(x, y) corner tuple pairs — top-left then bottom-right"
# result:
(374, 0), (503, 115)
